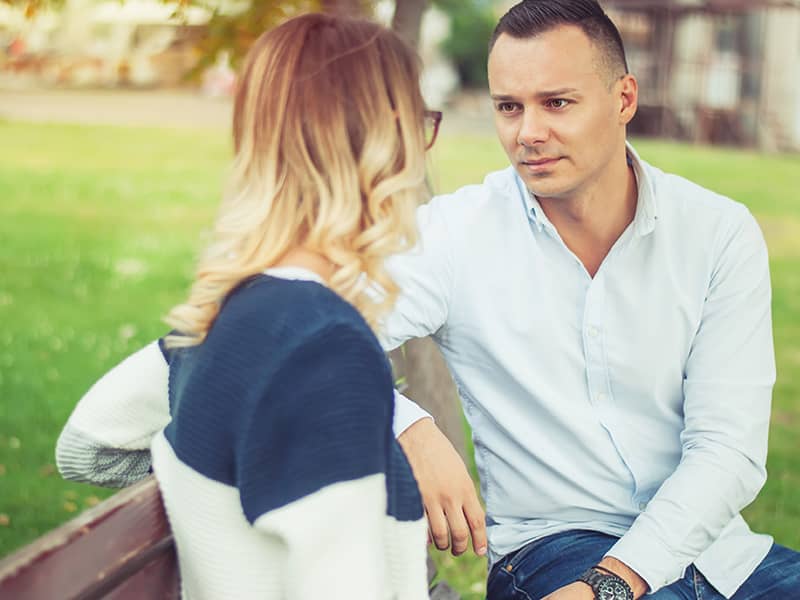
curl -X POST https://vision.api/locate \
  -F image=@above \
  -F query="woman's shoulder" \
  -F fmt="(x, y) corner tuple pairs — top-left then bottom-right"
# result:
(164, 274), (387, 397)
(196, 275), (388, 391)
(226, 274), (367, 330)
(205, 274), (375, 354)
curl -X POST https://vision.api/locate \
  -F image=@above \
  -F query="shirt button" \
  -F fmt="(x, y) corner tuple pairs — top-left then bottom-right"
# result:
(588, 326), (600, 338)
(597, 392), (608, 402)
(638, 502), (647, 511)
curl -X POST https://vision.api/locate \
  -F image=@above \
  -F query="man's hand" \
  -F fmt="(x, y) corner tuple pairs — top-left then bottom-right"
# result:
(540, 581), (594, 600)
(397, 417), (487, 557)
(597, 556), (648, 598)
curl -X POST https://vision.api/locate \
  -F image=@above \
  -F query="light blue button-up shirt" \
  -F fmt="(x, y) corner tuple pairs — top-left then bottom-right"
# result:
(384, 145), (775, 597)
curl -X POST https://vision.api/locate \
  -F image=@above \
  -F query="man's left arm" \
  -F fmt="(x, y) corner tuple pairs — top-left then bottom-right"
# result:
(547, 207), (774, 600)
(603, 207), (775, 596)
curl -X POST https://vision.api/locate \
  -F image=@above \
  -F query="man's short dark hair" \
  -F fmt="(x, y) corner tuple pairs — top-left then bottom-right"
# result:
(489, 0), (629, 83)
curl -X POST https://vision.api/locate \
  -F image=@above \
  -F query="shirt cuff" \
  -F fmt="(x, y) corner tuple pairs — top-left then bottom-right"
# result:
(605, 519), (686, 595)
(392, 390), (433, 437)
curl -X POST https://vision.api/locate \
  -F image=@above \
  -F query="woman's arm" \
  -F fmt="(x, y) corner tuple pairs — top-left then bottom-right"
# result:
(56, 340), (170, 487)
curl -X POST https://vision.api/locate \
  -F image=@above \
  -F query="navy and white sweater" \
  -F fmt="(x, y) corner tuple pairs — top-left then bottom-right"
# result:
(57, 270), (428, 600)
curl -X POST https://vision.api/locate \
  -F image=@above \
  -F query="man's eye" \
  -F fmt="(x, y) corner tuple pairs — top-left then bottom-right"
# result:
(497, 103), (518, 113)
(547, 99), (569, 109)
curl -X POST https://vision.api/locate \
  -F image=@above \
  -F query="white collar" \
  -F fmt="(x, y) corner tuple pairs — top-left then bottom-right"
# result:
(263, 266), (326, 285)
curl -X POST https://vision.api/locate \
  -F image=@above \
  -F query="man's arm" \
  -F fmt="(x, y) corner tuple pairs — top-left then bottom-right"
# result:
(56, 340), (170, 487)
(542, 210), (773, 600)
(384, 200), (487, 557)
(603, 208), (774, 595)
(398, 417), (487, 557)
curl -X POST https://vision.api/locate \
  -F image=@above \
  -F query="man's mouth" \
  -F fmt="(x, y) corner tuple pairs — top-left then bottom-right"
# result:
(521, 157), (561, 167)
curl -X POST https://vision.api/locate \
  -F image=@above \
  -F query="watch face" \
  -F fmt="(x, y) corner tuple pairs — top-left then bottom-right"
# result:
(597, 578), (629, 600)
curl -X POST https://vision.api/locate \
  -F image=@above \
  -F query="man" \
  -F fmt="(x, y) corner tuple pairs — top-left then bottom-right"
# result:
(385, 1), (799, 599)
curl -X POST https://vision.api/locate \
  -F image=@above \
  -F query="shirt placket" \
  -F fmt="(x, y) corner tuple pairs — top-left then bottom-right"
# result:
(582, 268), (646, 511)
(525, 185), (645, 510)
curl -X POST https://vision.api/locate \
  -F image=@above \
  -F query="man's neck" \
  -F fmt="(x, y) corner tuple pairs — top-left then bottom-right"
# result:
(538, 154), (638, 278)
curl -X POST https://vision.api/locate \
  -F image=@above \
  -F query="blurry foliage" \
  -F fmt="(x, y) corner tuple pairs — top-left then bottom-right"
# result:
(189, 0), (376, 76)
(433, 0), (495, 88)
(3, 0), (378, 78)
(0, 0), (60, 18)
(189, 1), (321, 75)
(2, 0), (441, 82)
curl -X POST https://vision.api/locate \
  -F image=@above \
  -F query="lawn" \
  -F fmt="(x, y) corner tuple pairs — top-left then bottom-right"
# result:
(0, 120), (798, 599)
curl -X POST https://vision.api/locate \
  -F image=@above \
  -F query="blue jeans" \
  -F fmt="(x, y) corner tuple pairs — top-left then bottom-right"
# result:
(486, 530), (800, 599)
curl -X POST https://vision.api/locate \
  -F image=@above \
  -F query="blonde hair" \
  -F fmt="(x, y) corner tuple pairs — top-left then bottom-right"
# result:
(165, 13), (429, 347)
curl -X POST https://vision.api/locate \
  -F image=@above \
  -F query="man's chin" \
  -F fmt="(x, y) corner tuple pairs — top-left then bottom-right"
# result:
(519, 173), (565, 199)
(518, 166), (554, 180)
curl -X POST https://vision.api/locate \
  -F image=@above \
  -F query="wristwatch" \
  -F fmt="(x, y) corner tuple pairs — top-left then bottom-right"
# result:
(578, 566), (634, 600)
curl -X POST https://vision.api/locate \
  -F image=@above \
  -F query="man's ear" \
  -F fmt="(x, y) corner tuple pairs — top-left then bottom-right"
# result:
(618, 74), (638, 125)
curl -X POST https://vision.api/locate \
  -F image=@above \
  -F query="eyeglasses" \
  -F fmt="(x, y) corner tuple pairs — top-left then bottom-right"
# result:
(424, 110), (442, 151)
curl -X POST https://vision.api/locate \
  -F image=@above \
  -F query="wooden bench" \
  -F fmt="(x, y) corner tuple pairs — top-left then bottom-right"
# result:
(0, 476), (460, 599)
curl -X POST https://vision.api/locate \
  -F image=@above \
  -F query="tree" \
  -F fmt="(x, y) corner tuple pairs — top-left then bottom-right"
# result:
(435, 0), (496, 88)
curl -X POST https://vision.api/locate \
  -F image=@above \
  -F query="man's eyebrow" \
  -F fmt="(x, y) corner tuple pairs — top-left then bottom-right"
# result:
(535, 87), (580, 97)
(490, 88), (581, 101)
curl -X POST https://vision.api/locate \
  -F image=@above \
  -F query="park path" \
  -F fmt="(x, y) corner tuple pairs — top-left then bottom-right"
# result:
(0, 87), (494, 133)
(0, 88), (232, 129)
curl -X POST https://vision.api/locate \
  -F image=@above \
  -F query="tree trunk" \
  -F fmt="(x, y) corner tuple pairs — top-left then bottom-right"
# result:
(320, 0), (370, 16)
(390, 0), (465, 460)
(391, 0), (431, 49)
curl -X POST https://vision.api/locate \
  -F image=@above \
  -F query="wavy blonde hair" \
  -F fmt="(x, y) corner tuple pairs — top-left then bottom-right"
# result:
(165, 13), (429, 347)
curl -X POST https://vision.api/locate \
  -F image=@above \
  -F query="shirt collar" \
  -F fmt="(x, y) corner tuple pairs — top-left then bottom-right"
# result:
(626, 142), (658, 237)
(263, 266), (326, 285)
(516, 141), (658, 237)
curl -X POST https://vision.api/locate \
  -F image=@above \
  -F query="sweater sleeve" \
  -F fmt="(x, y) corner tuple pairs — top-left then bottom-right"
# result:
(56, 340), (170, 487)
(238, 321), (425, 599)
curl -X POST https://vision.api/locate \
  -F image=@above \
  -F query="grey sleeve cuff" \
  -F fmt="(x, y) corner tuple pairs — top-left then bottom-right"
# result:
(56, 424), (152, 488)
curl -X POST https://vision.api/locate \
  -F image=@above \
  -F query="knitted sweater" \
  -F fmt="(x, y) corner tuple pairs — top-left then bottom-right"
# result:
(57, 271), (428, 600)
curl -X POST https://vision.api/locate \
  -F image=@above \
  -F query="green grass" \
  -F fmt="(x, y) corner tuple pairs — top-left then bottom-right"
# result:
(1, 121), (798, 600)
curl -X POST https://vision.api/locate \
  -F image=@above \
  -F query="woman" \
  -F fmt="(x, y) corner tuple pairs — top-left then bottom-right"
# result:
(56, 13), (442, 599)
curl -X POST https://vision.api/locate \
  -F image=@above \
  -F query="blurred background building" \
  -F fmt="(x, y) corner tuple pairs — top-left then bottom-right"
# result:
(0, 0), (210, 88)
(604, 0), (800, 151)
(2, 0), (799, 151)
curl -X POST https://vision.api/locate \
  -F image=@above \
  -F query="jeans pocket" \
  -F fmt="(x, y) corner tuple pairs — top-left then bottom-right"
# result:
(487, 554), (526, 600)
(504, 538), (542, 573)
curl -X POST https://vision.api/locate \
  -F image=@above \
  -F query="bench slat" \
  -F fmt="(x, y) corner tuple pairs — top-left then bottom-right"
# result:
(86, 551), (179, 600)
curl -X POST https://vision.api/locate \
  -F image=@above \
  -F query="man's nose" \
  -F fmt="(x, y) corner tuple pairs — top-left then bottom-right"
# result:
(517, 110), (548, 146)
